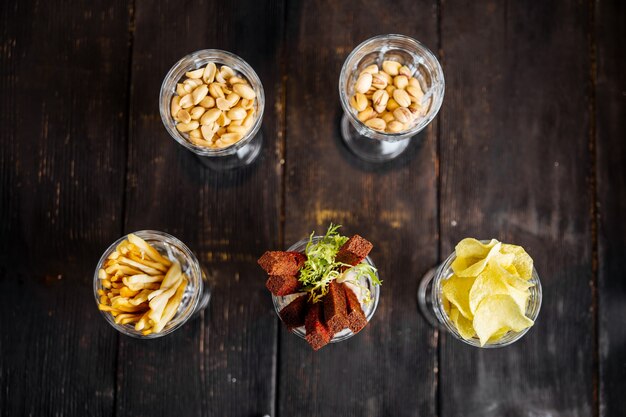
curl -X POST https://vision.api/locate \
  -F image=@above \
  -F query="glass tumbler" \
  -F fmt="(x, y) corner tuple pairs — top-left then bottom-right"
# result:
(338, 34), (444, 162)
(271, 236), (381, 343)
(93, 230), (211, 338)
(417, 246), (542, 348)
(160, 49), (265, 170)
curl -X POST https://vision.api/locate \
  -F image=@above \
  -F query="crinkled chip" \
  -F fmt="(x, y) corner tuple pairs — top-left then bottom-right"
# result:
(449, 306), (476, 340)
(469, 264), (530, 314)
(473, 294), (534, 346)
(501, 244), (534, 280)
(442, 274), (476, 319)
(455, 238), (498, 258)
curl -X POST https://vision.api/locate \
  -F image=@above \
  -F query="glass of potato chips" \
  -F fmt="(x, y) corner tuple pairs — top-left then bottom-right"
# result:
(160, 49), (265, 170)
(418, 238), (542, 347)
(93, 230), (211, 338)
(338, 34), (444, 162)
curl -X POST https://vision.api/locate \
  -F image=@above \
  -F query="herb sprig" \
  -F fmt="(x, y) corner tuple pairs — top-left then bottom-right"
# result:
(298, 224), (380, 304)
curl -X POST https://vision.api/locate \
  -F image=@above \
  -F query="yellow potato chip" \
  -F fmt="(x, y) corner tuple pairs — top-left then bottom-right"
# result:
(442, 292), (451, 315)
(469, 264), (530, 314)
(501, 244), (534, 280)
(473, 294), (534, 346)
(450, 307), (476, 340)
(442, 274), (476, 319)
(455, 238), (498, 258)
(487, 327), (509, 343)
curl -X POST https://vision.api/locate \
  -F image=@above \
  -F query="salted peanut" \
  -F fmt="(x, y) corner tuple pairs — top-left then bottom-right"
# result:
(176, 121), (199, 133)
(220, 65), (235, 80)
(362, 64), (379, 74)
(189, 128), (202, 139)
(216, 126), (227, 136)
(406, 85), (424, 102)
(201, 124), (217, 141)
(179, 94), (194, 109)
(176, 109), (192, 124)
(226, 92), (240, 107)
(200, 108), (221, 125)
(184, 78), (203, 89)
(216, 97), (232, 111)
(191, 84), (208, 105)
(372, 90), (389, 109)
(215, 70), (227, 84)
(228, 76), (246, 85)
(365, 117), (386, 131)
(227, 124), (249, 134)
(386, 98), (400, 111)
(393, 107), (413, 124)
(350, 93), (368, 112)
(209, 83), (225, 99)
(382, 60), (402, 76)
(176, 83), (187, 96)
(355, 72), (373, 94)
(357, 106), (377, 122)
(216, 112), (231, 127)
(387, 120), (405, 133)
(187, 135), (211, 147)
(189, 106), (205, 120)
(381, 112), (395, 123)
(229, 119), (243, 127)
(371, 72), (388, 90)
(183, 83), (193, 94)
(393, 89), (411, 107)
(199, 96), (215, 108)
(240, 98), (254, 110)
(394, 75), (409, 89)
(408, 103), (423, 116)
(227, 107), (246, 121)
(242, 110), (255, 128)
(170, 96), (181, 116)
(233, 84), (256, 100)
(399, 65), (412, 77)
(202, 62), (217, 83)
(185, 68), (204, 79)
(220, 132), (243, 144)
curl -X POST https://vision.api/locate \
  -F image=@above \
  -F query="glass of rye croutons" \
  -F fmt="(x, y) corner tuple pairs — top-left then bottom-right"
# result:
(259, 225), (381, 351)
(338, 34), (444, 163)
(94, 230), (210, 338)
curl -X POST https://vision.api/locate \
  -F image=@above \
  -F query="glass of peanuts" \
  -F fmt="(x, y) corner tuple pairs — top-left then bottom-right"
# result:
(93, 230), (211, 338)
(160, 49), (265, 170)
(339, 34), (444, 162)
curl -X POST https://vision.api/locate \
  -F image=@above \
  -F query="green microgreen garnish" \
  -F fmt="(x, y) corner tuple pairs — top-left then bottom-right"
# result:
(298, 223), (380, 304)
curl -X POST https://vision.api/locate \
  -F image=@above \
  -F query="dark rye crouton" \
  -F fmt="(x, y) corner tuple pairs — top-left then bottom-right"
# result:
(305, 302), (332, 351)
(323, 281), (349, 334)
(258, 251), (306, 276)
(266, 275), (301, 296)
(279, 295), (308, 328)
(335, 235), (373, 266)
(342, 284), (368, 334)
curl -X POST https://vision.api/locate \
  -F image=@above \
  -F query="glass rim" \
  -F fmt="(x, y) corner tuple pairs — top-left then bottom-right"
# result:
(271, 236), (381, 344)
(433, 243), (543, 348)
(338, 33), (445, 141)
(93, 230), (203, 339)
(159, 49), (265, 157)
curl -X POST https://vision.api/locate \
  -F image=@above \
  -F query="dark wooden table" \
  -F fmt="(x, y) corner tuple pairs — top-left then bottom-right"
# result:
(1, 1), (624, 416)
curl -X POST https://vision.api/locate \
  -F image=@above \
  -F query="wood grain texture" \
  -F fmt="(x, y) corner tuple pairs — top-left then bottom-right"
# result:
(116, 1), (285, 416)
(438, 1), (594, 416)
(0, 0), (131, 415)
(595, 0), (626, 415)
(279, 1), (439, 416)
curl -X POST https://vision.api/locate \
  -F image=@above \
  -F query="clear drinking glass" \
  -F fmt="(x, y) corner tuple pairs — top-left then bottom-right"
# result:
(159, 49), (265, 170)
(338, 34), (444, 162)
(417, 246), (542, 348)
(271, 236), (381, 343)
(93, 230), (211, 338)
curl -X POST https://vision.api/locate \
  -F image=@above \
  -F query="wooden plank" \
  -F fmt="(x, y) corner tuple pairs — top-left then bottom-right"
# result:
(279, 1), (439, 416)
(438, 1), (594, 416)
(0, 1), (131, 415)
(116, 1), (285, 416)
(595, 0), (626, 415)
